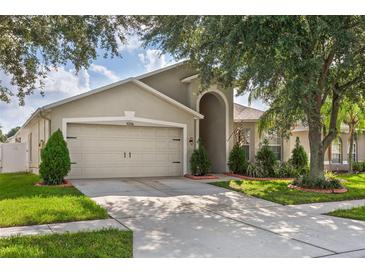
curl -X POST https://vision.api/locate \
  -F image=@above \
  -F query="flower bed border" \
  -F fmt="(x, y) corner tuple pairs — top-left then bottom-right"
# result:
(288, 184), (348, 194)
(34, 179), (73, 187)
(185, 174), (219, 180)
(224, 173), (294, 181)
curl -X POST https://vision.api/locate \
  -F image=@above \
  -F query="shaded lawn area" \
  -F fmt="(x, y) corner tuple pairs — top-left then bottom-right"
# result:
(211, 173), (365, 205)
(327, 205), (365, 221)
(0, 228), (132, 258)
(0, 173), (107, 227)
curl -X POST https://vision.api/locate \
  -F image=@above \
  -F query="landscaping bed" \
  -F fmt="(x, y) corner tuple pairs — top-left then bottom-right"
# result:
(211, 173), (365, 205)
(34, 179), (73, 187)
(288, 183), (347, 194)
(225, 172), (293, 181)
(0, 173), (108, 227)
(0, 228), (133, 258)
(185, 174), (219, 180)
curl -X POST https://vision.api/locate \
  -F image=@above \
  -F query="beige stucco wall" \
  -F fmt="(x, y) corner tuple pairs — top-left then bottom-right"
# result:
(15, 117), (50, 173)
(232, 122), (258, 162)
(48, 81), (197, 173)
(15, 64), (234, 176)
(283, 131), (310, 162)
(357, 133), (365, 162)
(139, 64), (195, 107)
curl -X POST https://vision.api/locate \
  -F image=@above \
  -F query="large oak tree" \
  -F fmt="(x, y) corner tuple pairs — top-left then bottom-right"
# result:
(0, 15), (136, 104)
(140, 16), (365, 179)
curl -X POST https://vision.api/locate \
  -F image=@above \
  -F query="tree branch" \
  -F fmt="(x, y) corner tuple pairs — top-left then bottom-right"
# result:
(322, 87), (341, 150)
(319, 50), (334, 91)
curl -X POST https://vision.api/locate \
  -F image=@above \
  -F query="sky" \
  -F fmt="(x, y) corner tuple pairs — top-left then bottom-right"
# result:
(0, 34), (266, 133)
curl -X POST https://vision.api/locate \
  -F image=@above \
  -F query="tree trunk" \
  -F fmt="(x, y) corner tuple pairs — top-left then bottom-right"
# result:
(308, 122), (325, 179)
(348, 126), (355, 173)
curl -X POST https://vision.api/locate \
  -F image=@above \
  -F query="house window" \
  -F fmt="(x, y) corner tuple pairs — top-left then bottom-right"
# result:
(264, 134), (282, 161)
(238, 128), (251, 160)
(348, 141), (357, 162)
(331, 137), (342, 164)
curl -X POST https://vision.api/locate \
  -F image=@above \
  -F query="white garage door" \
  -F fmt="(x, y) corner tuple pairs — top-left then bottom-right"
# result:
(67, 124), (183, 179)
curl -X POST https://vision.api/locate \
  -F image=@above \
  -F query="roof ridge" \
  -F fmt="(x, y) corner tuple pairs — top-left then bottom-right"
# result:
(234, 102), (264, 112)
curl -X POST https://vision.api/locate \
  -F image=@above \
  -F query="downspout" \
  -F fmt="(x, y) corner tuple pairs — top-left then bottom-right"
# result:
(39, 108), (51, 141)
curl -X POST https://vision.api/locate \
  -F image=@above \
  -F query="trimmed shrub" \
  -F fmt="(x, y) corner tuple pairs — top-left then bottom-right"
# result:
(190, 139), (212, 176)
(274, 162), (299, 178)
(293, 172), (343, 190)
(255, 139), (277, 177)
(39, 129), (71, 185)
(228, 144), (248, 174)
(246, 162), (264, 178)
(353, 161), (365, 173)
(289, 137), (308, 175)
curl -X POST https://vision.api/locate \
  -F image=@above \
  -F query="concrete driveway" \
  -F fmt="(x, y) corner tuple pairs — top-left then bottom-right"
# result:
(72, 176), (365, 258)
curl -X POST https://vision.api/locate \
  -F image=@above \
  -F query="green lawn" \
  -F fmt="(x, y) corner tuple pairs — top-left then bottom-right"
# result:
(0, 173), (108, 227)
(327, 205), (365, 221)
(211, 173), (365, 205)
(0, 228), (133, 258)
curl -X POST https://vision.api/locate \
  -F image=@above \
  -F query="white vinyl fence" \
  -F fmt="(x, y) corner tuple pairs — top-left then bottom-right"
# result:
(0, 143), (27, 173)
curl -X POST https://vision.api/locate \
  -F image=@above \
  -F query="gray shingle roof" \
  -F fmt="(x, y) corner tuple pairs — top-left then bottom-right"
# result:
(234, 103), (264, 121)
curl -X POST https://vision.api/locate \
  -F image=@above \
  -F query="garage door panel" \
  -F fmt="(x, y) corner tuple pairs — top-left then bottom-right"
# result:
(67, 124), (183, 178)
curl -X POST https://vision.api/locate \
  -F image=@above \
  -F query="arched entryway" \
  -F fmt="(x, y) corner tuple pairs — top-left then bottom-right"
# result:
(197, 91), (228, 172)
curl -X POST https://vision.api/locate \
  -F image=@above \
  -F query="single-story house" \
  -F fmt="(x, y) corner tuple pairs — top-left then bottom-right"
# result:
(10, 61), (365, 178)
(234, 103), (365, 171)
(11, 61), (234, 178)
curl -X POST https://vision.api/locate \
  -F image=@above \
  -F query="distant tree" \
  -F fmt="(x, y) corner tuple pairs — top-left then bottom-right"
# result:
(0, 126), (6, 142)
(6, 126), (20, 138)
(140, 16), (365, 182)
(0, 16), (137, 104)
(336, 98), (365, 172)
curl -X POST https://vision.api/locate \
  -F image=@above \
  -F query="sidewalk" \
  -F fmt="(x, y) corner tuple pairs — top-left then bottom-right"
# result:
(288, 198), (365, 214)
(0, 219), (129, 238)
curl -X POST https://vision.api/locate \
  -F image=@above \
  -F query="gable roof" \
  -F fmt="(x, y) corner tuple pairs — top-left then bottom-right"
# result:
(234, 103), (264, 122)
(14, 62), (203, 137)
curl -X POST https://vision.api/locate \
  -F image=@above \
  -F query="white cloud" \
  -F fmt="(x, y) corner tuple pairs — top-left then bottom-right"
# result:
(138, 49), (168, 72)
(90, 64), (119, 82)
(43, 67), (90, 96)
(117, 33), (142, 53)
(0, 67), (91, 133)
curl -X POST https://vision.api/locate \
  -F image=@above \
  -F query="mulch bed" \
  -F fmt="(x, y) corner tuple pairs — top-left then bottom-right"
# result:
(34, 180), (73, 187)
(288, 184), (348, 194)
(224, 173), (294, 181)
(184, 174), (219, 180)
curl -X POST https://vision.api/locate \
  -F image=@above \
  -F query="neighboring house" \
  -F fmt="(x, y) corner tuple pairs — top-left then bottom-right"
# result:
(11, 62), (234, 178)
(233, 103), (365, 171)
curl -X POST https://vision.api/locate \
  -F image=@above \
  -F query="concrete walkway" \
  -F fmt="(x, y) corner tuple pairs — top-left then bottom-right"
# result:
(0, 219), (128, 238)
(71, 175), (365, 258)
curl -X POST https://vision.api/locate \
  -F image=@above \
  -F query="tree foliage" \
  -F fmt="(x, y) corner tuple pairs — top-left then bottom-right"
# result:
(0, 15), (137, 104)
(0, 126), (6, 142)
(39, 129), (71, 185)
(140, 16), (365, 179)
(6, 126), (20, 138)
